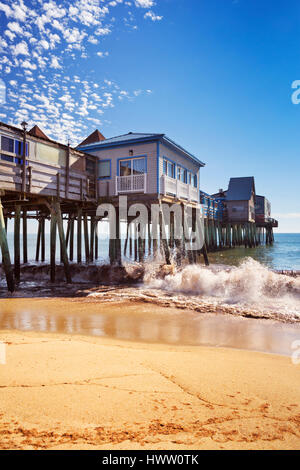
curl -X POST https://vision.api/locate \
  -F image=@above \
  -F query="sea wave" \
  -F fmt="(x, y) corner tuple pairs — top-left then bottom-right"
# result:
(143, 258), (300, 319)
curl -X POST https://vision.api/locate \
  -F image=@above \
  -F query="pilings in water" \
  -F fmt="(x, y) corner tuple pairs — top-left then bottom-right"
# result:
(0, 192), (276, 293)
(203, 219), (274, 252)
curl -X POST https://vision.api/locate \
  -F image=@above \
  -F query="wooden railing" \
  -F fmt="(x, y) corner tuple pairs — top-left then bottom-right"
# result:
(161, 175), (199, 202)
(116, 174), (147, 194)
(0, 158), (97, 200)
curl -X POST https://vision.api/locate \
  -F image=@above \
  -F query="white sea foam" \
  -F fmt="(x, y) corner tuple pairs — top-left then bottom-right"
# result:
(144, 258), (300, 318)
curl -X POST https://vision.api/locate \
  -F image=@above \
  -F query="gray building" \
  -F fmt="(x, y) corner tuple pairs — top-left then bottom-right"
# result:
(77, 131), (205, 203)
(225, 176), (256, 222)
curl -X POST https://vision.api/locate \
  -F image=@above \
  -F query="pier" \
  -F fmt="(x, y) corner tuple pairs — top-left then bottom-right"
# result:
(0, 121), (278, 293)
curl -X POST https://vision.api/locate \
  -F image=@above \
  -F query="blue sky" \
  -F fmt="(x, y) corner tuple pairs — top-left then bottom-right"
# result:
(0, 0), (300, 232)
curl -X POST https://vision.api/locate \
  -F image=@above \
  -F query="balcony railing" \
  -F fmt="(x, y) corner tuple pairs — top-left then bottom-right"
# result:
(116, 174), (147, 194)
(161, 175), (199, 202)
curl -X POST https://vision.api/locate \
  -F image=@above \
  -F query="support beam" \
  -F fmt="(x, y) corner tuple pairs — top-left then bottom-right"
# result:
(0, 199), (15, 292)
(83, 214), (90, 263)
(23, 209), (27, 264)
(35, 218), (41, 262)
(53, 201), (71, 283)
(77, 208), (82, 264)
(50, 210), (57, 283)
(14, 205), (21, 282)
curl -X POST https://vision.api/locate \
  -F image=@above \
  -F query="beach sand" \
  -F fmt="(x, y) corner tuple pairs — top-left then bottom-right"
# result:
(0, 303), (300, 450)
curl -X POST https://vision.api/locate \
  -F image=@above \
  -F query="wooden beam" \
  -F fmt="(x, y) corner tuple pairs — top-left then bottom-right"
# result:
(77, 207), (82, 264)
(50, 210), (57, 283)
(53, 200), (71, 283)
(23, 209), (27, 264)
(14, 205), (21, 282)
(0, 198), (15, 292)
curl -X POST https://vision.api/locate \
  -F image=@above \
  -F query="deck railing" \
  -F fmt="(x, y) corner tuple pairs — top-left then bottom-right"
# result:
(0, 158), (96, 200)
(161, 175), (199, 202)
(116, 174), (147, 194)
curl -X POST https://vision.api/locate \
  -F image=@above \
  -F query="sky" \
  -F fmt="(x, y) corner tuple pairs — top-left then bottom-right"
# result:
(0, 0), (300, 232)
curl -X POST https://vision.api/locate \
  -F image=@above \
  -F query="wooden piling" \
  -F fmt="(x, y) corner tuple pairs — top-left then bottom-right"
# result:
(77, 208), (82, 264)
(14, 205), (21, 282)
(23, 209), (27, 264)
(83, 214), (90, 263)
(69, 215), (74, 262)
(35, 218), (41, 262)
(53, 201), (71, 283)
(0, 198), (15, 292)
(41, 217), (45, 262)
(50, 210), (57, 283)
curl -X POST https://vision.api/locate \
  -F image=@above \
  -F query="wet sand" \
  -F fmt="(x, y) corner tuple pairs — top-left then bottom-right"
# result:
(0, 298), (300, 355)
(0, 299), (300, 450)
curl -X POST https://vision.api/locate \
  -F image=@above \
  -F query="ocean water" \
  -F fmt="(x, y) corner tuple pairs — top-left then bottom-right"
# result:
(4, 232), (300, 271)
(208, 233), (300, 271)
(1, 232), (300, 323)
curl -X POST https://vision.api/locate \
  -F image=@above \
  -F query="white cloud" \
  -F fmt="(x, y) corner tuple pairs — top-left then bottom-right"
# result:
(96, 51), (109, 58)
(50, 55), (61, 69)
(135, 0), (155, 8)
(12, 40), (29, 56)
(20, 59), (37, 70)
(144, 11), (162, 21)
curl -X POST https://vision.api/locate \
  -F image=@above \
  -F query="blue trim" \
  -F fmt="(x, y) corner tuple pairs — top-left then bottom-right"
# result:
(79, 137), (160, 152)
(98, 159), (111, 180)
(117, 155), (147, 177)
(78, 134), (205, 167)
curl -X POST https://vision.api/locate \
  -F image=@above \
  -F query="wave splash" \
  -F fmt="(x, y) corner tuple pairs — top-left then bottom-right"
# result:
(143, 258), (300, 317)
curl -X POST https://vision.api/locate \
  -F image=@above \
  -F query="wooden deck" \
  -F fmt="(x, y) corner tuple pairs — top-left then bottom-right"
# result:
(0, 158), (97, 202)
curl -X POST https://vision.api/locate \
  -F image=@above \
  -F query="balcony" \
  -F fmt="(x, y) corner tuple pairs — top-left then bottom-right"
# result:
(161, 175), (199, 202)
(116, 174), (147, 194)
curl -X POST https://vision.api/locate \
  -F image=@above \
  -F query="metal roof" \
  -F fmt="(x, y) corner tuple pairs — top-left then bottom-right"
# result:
(226, 177), (255, 201)
(79, 132), (163, 147)
(77, 132), (205, 167)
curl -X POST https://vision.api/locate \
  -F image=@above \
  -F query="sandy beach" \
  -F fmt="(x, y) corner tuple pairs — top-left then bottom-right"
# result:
(1, 300), (300, 450)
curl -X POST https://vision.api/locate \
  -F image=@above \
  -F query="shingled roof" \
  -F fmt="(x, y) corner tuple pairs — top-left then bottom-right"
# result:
(28, 125), (50, 140)
(226, 177), (255, 201)
(78, 129), (105, 147)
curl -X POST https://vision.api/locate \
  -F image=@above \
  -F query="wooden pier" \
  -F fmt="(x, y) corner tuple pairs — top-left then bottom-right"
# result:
(0, 122), (278, 293)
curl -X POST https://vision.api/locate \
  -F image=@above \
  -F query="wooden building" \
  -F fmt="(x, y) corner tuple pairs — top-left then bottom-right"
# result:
(225, 177), (256, 223)
(0, 121), (98, 201)
(78, 131), (205, 204)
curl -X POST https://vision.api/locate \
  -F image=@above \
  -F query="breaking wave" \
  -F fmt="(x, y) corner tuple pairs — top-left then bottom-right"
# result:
(143, 258), (300, 319)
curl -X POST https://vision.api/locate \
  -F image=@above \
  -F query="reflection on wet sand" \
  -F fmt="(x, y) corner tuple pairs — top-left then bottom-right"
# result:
(0, 298), (300, 356)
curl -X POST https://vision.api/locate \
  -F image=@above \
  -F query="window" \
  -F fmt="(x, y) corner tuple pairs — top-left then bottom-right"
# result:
(98, 160), (111, 179)
(1, 136), (14, 153)
(163, 159), (167, 175)
(193, 174), (197, 188)
(86, 158), (96, 174)
(1, 154), (13, 162)
(120, 159), (131, 176)
(119, 157), (146, 176)
(133, 158), (145, 175)
(163, 158), (175, 178)
(168, 161), (175, 178)
(177, 166), (181, 181)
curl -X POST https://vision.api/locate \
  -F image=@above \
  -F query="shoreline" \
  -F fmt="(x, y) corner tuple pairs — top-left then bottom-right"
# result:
(1, 297), (300, 355)
(0, 327), (300, 450)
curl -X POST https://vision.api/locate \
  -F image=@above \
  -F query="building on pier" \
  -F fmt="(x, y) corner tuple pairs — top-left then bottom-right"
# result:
(0, 120), (98, 201)
(77, 130), (205, 204)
